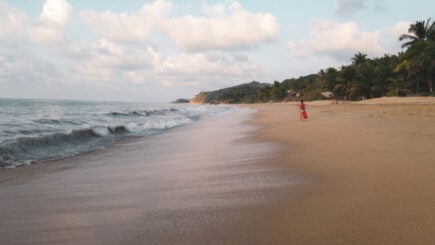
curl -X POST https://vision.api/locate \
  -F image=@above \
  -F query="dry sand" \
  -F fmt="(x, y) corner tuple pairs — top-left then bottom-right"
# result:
(245, 97), (435, 244)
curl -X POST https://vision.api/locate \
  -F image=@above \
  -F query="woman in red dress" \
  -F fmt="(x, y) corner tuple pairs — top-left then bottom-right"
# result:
(299, 99), (308, 120)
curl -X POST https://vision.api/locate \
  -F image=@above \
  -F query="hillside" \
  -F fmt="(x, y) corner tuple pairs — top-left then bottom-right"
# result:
(191, 81), (271, 104)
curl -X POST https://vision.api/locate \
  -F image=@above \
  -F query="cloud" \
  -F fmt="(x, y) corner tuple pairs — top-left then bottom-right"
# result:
(165, 2), (278, 52)
(0, 0), (274, 101)
(79, 0), (172, 43)
(0, 0), (72, 44)
(0, 42), (62, 87)
(287, 42), (305, 58)
(0, 1), (27, 41)
(39, 0), (73, 26)
(287, 19), (413, 62)
(158, 52), (260, 76)
(334, 0), (368, 18)
(290, 20), (384, 60)
(384, 21), (411, 39)
(380, 21), (411, 53)
(29, 0), (72, 43)
(79, 0), (278, 52)
(0, 1), (65, 86)
(72, 38), (155, 84)
(145, 47), (263, 89)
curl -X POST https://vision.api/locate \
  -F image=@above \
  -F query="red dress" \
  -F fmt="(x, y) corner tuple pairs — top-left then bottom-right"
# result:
(299, 103), (308, 119)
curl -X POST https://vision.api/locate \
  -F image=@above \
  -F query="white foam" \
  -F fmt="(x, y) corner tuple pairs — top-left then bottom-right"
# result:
(92, 126), (110, 137)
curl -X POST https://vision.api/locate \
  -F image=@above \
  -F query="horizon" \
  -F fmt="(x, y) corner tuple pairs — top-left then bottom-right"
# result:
(1, 0), (433, 102)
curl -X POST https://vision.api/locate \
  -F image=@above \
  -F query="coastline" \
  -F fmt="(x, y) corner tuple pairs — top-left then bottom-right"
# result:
(1, 97), (435, 244)
(244, 97), (435, 243)
(0, 108), (294, 244)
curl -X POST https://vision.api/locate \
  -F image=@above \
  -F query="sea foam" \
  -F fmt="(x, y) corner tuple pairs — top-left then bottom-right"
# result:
(0, 99), (233, 168)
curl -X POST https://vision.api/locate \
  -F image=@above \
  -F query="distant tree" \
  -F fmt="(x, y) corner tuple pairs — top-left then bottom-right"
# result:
(257, 86), (272, 102)
(351, 52), (368, 66)
(271, 81), (287, 101)
(370, 55), (399, 97)
(396, 40), (435, 94)
(317, 69), (326, 91)
(324, 67), (339, 92)
(387, 76), (411, 97)
(399, 18), (435, 49)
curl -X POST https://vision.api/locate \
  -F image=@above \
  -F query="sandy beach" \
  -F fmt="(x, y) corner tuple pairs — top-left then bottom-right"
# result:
(245, 97), (435, 243)
(1, 97), (435, 244)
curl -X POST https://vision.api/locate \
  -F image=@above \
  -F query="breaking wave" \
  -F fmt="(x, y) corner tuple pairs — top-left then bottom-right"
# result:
(0, 99), (234, 169)
(0, 126), (130, 168)
(106, 108), (178, 117)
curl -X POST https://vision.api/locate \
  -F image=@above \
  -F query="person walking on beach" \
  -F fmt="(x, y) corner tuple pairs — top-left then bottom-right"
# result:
(299, 99), (308, 120)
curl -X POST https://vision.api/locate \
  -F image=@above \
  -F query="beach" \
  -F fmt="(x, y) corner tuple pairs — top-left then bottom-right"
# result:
(246, 97), (435, 243)
(1, 97), (435, 244)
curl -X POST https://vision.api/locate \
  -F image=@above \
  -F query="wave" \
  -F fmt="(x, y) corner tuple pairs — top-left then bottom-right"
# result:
(0, 103), (234, 169)
(0, 126), (131, 168)
(33, 119), (81, 125)
(0, 117), (194, 168)
(108, 125), (129, 134)
(107, 108), (178, 117)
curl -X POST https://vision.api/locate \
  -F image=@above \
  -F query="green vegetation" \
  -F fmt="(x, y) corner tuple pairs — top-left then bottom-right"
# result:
(191, 81), (270, 104)
(192, 19), (435, 104)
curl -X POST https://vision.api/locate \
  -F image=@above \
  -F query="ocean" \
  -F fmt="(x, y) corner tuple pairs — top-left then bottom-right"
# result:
(0, 98), (234, 168)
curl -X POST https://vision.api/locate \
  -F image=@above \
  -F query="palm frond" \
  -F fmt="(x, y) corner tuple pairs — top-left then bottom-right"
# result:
(399, 34), (417, 41)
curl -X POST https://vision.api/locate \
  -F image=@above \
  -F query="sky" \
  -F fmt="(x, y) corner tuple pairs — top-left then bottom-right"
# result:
(0, 0), (433, 102)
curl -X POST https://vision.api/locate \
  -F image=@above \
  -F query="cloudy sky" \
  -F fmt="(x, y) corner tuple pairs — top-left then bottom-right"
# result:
(0, 0), (433, 102)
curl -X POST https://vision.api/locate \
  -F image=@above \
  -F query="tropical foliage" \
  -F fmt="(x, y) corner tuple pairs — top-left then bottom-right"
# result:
(192, 18), (435, 104)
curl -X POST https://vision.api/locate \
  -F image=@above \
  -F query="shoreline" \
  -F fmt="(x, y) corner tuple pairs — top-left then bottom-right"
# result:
(0, 108), (294, 244)
(243, 97), (435, 243)
(1, 97), (435, 244)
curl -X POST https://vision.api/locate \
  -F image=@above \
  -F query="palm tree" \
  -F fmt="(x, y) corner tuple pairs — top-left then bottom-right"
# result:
(351, 52), (368, 66)
(317, 69), (326, 91)
(399, 18), (435, 49)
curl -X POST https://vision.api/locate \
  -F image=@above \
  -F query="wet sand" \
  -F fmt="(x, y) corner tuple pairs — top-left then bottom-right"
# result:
(0, 109), (294, 244)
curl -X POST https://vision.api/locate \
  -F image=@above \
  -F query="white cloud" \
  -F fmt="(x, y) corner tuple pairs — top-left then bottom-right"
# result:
(79, 0), (278, 52)
(385, 21), (411, 39)
(72, 38), (154, 83)
(0, 0), (275, 101)
(40, 0), (73, 26)
(290, 20), (384, 59)
(29, 0), (72, 43)
(287, 19), (413, 63)
(79, 0), (172, 43)
(0, 1), (27, 41)
(159, 52), (260, 76)
(145, 49), (264, 90)
(380, 21), (411, 53)
(0, 42), (62, 86)
(165, 2), (278, 52)
(0, 1), (66, 87)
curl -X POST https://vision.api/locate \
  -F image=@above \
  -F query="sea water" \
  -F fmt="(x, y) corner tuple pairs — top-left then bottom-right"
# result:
(0, 98), (234, 168)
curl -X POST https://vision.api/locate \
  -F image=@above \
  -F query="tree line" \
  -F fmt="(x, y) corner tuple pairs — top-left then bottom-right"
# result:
(192, 18), (435, 103)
